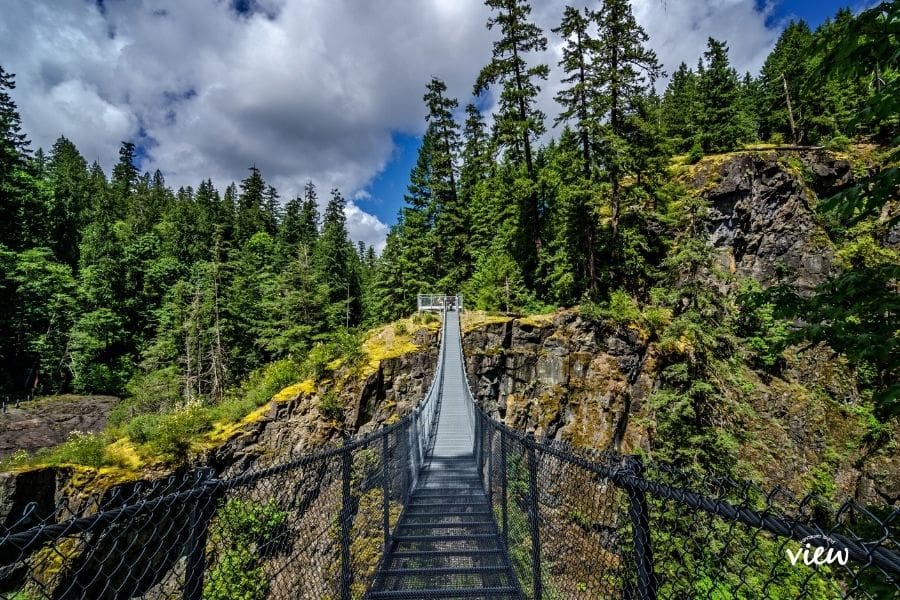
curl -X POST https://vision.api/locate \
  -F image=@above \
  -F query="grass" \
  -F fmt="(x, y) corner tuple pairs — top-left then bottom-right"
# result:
(460, 309), (513, 332)
(360, 313), (440, 376)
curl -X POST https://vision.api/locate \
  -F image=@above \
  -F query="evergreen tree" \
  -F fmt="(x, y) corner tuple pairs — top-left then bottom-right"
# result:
(235, 166), (267, 245)
(662, 63), (700, 153)
(423, 78), (468, 289)
(553, 6), (599, 179)
(0, 66), (29, 164)
(312, 189), (362, 330)
(0, 67), (40, 251)
(759, 20), (813, 143)
(592, 0), (661, 240)
(697, 38), (753, 152)
(46, 136), (90, 266)
(110, 141), (137, 220)
(475, 0), (549, 268)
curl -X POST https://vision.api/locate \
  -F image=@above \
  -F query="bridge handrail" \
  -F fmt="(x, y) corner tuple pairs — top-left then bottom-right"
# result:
(0, 308), (454, 600)
(456, 312), (900, 597)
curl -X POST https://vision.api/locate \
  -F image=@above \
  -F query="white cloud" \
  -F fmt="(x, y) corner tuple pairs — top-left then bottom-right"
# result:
(2, 0), (782, 250)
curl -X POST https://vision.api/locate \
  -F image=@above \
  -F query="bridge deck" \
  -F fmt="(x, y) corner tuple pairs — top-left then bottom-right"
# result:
(369, 310), (522, 599)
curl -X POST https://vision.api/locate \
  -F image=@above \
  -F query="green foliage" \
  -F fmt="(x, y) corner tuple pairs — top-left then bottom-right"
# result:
(205, 498), (287, 600)
(49, 431), (108, 468)
(147, 406), (212, 460)
(318, 391), (343, 420)
(735, 280), (790, 369)
(687, 139), (704, 164)
(696, 38), (756, 152)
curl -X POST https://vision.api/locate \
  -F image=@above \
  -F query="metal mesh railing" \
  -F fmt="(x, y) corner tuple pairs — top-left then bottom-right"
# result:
(471, 409), (900, 599)
(0, 313), (449, 600)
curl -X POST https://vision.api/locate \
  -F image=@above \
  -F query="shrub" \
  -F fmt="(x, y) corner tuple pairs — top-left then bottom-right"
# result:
(51, 431), (107, 468)
(824, 134), (851, 151)
(768, 132), (785, 145)
(604, 289), (643, 326)
(237, 359), (302, 409)
(394, 322), (408, 336)
(318, 391), (343, 420)
(204, 499), (288, 600)
(124, 413), (162, 444)
(688, 139), (704, 164)
(148, 406), (211, 460)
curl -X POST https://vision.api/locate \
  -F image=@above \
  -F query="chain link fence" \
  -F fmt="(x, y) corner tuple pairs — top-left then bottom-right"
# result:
(0, 315), (449, 600)
(1, 414), (435, 600)
(472, 408), (900, 599)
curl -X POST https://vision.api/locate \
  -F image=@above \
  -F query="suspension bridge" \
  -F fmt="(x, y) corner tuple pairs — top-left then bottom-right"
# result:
(1, 296), (898, 599)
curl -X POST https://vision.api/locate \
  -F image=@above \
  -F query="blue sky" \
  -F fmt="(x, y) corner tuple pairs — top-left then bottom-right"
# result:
(3, 0), (875, 251)
(353, 0), (863, 230)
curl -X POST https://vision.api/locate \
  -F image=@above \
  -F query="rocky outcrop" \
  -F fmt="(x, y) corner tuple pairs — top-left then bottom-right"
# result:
(0, 327), (440, 597)
(696, 150), (852, 290)
(462, 312), (897, 506)
(207, 328), (440, 478)
(0, 395), (119, 460)
(463, 311), (653, 453)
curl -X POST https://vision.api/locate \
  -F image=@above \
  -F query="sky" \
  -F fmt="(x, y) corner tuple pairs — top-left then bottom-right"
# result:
(0, 0), (869, 252)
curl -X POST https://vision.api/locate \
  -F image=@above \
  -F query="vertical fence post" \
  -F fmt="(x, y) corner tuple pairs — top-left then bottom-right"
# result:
(382, 432), (391, 552)
(624, 455), (656, 600)
(486, 424), (493, 507)
(526, 434), (542, 599)
(474, 407), (482, 471)
(184, 468), (217, 600)
(501, 434), (508, 544)
(340, 439), (353, 600)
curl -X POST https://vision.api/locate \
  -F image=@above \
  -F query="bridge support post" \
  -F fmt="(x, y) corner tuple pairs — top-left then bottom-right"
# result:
(184, 468), (218, 600)
(500, 436), (508, 544)
(526, 434), (542, 599)
(474, 407), (482, 474)
(340, 439), (353, 600)
(382, 433), (391, 552)
(486, 424), (493, 507)
(624, 455), (656, 600)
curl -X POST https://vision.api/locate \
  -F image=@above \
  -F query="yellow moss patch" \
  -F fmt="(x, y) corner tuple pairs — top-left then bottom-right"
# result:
(461, 310), (513, 332)
(272, 378), (315, 402)
(102, 438), (142, 470)
(360, 315), (433, 375)
(517, 312), (556, 328)
(202, 403), (270, 447)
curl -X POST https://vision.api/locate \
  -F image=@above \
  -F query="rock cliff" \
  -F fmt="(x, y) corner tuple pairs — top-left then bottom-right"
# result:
(695, 149), (852, 290)
(462, 311), (898, 506)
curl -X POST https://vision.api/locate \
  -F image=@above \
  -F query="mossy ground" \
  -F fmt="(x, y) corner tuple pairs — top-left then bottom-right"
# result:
(0, 314), (437, 488)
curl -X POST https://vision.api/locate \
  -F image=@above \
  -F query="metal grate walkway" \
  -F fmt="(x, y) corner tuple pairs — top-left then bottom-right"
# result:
(368, 310), (522, 599)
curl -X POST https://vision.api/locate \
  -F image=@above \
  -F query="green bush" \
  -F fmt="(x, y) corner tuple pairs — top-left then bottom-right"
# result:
(237, 358), (302, 408)
(148, 406), (211, 460)
(824, 134), (851, 151)
(394, 322), (408, 336)
(204, 499), (288, 600)
(301, 330), (363, 379)
(580, 289), (644, 328)
(124, 413), (162, 444)
(204, 548), (267, 600)
(318, 391), (343, 420)
(51, 431), (107, 468)
(688, 139), (704, 164)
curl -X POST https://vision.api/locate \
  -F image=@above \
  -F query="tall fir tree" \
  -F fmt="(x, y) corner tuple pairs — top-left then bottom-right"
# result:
(475, 0), (549, 270)
(697, 38), (754, 152)
(46, 136), (89, 266)
(592, 0), (661, 240)
(662, 62), (700, 153)
(759, 20), (813, 143)
(313, 189), (362, 330)
(423, 78), (469, 289)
